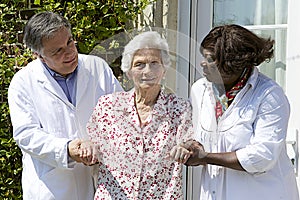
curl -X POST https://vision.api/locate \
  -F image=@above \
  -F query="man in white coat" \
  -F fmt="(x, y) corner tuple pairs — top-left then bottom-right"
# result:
(8, 11), (123, 200)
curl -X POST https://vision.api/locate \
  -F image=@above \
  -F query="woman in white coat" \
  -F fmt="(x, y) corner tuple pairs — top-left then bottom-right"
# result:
(170, 24), (299, 200)
(8, 12), (123, 200)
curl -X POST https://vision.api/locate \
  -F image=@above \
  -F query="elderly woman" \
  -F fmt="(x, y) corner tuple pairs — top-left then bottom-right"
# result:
(86, 31), (194, 199)
(170, 24), (299, 200)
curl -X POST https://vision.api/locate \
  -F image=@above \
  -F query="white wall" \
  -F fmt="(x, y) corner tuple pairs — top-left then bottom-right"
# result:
(286, 0), (300, 187)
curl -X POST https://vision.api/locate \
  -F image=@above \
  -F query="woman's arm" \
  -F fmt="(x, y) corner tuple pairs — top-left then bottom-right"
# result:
(169, 140), (245, 171)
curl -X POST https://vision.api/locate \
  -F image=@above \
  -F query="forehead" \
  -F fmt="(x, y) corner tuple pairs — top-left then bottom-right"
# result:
(42, 27), (71, 52)
(132, 48), (161, 61)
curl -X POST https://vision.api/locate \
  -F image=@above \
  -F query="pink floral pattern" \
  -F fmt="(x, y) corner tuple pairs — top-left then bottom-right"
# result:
(87, 90), (194, 199)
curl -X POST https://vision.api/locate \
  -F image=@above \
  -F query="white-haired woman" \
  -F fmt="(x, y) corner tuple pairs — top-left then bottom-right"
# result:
(86, 31), (194, 199)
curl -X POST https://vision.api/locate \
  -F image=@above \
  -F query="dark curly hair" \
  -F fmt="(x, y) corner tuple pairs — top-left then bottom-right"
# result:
(200, 24), (274, 75)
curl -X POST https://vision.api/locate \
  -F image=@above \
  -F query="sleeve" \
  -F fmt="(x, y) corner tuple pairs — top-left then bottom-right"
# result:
(86, 96), (104, 146)
(236, 86), (290, 173)
(86, 95), (111, 164)
(175, 98), (195, 144)
(8, 75), (70, 169)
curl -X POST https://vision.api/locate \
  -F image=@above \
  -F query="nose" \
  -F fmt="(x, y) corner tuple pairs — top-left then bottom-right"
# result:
(66, 44), (75, 54)
(64, 45), (76, 59)
(200, 60), (208, 68)
(201, 65), (209, 74)
(143, 63), (152, 73)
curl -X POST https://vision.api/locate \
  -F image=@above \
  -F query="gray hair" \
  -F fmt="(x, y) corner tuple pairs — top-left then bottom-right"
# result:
(23, 11), (71, 54)
(121, 31), (171, 72)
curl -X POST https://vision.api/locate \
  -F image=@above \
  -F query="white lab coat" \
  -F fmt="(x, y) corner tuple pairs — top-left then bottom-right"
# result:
(190, 67), (299, 200)
(8, 54), (123, 200)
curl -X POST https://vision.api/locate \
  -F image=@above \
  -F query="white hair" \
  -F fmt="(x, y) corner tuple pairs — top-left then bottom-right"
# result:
(121, 31), (171, 72)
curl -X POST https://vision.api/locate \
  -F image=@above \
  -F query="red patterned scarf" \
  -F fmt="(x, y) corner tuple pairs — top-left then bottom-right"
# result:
(214, 67), (252, 121)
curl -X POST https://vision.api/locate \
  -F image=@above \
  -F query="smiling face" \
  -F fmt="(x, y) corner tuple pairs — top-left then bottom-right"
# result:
(128, 48), (165, 90)
(39, 26), (78, 76)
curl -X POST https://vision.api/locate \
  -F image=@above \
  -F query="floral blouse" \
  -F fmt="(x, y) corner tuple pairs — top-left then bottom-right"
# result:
(87, 90), (194, 200)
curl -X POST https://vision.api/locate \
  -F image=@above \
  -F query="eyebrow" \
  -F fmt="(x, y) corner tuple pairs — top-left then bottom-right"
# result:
(133, 57), (162, 62)
(51, 48), (61, 55)
(50, 36), (73, 54)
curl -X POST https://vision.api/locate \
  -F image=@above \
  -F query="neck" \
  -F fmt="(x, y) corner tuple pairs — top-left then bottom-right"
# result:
(224, 83), (236, 92)
(135, 85), (161, 107)
(224, 67), (251, 91)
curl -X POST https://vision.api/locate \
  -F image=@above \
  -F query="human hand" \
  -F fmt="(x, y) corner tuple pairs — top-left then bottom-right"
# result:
(79, 140), (99, 166)
(68, 139), (82, 163)
(181, 139), (208, 166)
(167, 144), (193, 164)
(68, 139), (99, 165)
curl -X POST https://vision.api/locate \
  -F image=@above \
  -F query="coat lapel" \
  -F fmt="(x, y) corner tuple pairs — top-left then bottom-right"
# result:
(201, 82), (217, 132)
(34, 58), (74, 108)
(75, 57), (89, 106)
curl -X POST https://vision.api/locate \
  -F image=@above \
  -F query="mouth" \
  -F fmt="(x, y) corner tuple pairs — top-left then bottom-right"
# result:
(141, 77), (156, 82)
(202, 71), (210, 78)
(64, 56), (76, 64)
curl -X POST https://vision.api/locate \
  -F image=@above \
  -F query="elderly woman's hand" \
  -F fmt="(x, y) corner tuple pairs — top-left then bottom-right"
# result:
(68, 139), (99, 166)
(167, 144), (193, 164)
(79, 140), (99, 166)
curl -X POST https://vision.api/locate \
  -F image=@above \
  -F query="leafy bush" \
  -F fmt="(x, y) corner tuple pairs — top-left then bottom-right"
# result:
(0, 0), (153, 199)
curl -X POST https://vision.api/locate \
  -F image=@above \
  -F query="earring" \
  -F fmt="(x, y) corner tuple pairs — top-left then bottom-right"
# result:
(161, 76), (166, 91)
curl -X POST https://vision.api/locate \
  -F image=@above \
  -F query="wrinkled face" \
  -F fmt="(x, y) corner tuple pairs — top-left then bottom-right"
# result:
(201, 49), (241, 86)
(39, 26), (78, 76)
(128, 48), (165, 89)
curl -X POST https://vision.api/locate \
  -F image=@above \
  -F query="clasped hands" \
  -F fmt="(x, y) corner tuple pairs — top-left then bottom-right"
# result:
(68, 138), (207, 166)
(168, 139), (208, 166)
(68, 139), (99, 166)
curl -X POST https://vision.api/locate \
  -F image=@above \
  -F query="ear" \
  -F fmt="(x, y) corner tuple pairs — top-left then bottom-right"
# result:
(36, 53), (46, 63)
(161, 67), (166, 78)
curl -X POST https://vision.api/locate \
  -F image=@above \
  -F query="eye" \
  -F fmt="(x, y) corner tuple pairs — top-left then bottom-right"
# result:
(52, 48), (62, 56)
(149, 61), (161, 68)
(133, 62), (146, 68)
(207, 57), (214, 63)
(67, 37), (74, 45)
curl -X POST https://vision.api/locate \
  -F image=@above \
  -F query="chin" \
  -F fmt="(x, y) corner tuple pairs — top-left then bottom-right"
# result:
(68, 60), (78, 70)
(205, 77), (213, 82)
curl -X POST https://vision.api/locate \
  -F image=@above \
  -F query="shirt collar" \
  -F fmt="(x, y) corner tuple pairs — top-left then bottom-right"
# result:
(43, 62), (78, 79)
(247, 66), (258, 87)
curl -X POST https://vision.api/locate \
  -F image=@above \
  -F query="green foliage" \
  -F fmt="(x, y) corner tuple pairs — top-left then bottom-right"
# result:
(0, 0), (153, 199)
(0, 53), (23, 199)
(0, 1), (28, 199)
(38, 0), (151, 54)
